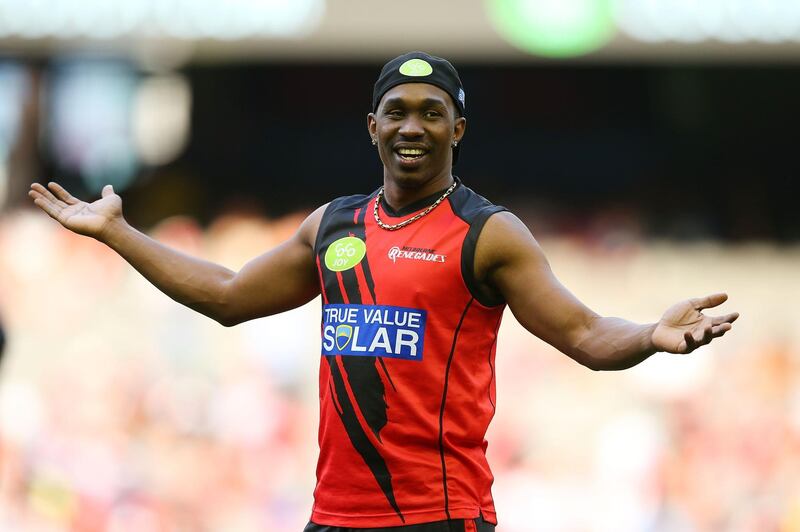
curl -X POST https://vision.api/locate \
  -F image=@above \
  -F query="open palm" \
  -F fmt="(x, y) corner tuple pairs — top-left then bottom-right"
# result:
(29, 182), (122, 239)
(652, 293), (739, 354)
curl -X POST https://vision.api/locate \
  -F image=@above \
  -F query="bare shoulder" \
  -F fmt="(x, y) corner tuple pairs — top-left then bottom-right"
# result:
(481, 210), (536, 244)
(474, 210), (550, 284)
(296, 202), (331, 248)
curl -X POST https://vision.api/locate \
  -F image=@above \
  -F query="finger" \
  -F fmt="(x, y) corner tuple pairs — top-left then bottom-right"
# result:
(30, 182), (49, 195)
(711, 323), (731, 337)
(690, 292), (728, 311)
(31, 182), (68, 208)
(28, 188), (44, 203)
(32, 197), (63, 220)
(47, 182), (80, 205)
(691, 324), (732, 348)
(701, 325), (713, 344)
(28, 188), (64, 211)
(101, 184), (114, 198)
(682, 330), (696, 353)
(711, 312), (739, 325)
(709, 323), (731, 342)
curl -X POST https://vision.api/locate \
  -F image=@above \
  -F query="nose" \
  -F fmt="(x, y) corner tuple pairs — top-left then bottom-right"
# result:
(398, 114), (424, 138)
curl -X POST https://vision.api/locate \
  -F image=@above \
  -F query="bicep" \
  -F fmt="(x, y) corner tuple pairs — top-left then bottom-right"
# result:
(222, 205), (326, 324)
(479, 213), (598, 353)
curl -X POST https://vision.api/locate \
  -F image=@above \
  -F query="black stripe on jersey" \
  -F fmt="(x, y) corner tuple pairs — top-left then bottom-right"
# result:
(378, 357), (398, 393)
(315, 195), (403, 522)
(355, 203), (378, 304)
(341, 344), (388, 441)
(487, 313), (503, 413)
(329, 381), (343, 415)
(326, 356), (404, 520)
(338, 201), (387, 441)
(437, 296), (474, 520)
(447, 183), (507, 308)
(314, 196), (368, 303)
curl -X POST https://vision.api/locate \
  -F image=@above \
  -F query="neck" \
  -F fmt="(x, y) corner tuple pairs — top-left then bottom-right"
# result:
(381, 171), (454, 212)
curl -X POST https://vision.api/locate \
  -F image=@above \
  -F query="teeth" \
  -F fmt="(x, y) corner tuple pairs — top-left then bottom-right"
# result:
(398, 148), (425, 156)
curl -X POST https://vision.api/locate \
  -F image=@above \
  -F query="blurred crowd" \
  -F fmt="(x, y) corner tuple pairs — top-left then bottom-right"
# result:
(0, 209), (798, 532)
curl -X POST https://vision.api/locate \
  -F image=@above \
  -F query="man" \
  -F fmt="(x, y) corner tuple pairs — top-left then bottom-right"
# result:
(29, 52), (738, 532)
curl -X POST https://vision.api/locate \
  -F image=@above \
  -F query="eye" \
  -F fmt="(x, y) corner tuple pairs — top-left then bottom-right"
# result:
(424, 110), (442, 119)
(385, 109), (403, 118)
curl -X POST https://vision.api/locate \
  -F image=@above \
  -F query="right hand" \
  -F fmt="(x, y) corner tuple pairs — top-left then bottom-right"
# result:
(28, 182), (123, 240)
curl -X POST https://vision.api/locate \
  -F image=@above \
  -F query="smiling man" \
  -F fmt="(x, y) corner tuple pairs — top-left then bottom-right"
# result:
(30, 52), (738, 532)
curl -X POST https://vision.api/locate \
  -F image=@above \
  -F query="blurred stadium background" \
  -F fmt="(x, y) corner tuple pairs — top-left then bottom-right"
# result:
(0, 1), (799, 531)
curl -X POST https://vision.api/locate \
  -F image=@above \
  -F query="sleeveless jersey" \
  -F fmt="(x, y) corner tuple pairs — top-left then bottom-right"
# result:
(311, 180), (507, 528)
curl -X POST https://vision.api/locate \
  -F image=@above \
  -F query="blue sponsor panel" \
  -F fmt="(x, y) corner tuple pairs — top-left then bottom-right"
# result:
(321, 304), (427, 361)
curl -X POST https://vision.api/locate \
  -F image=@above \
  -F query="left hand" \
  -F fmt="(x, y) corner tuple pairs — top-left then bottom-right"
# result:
(652, 293), (739, 354)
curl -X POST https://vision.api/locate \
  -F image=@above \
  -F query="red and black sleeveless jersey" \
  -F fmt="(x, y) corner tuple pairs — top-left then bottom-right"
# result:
(311, 180), (506, 528)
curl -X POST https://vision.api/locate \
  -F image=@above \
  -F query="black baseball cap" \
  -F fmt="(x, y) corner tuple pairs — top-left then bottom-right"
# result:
(372, 51), (465, 164)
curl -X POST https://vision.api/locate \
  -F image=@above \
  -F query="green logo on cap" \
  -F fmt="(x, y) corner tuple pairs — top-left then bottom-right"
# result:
(399, 59), (433, 77)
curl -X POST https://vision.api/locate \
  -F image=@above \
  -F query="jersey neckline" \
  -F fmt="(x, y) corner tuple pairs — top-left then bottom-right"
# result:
(378, 177), (461, 218)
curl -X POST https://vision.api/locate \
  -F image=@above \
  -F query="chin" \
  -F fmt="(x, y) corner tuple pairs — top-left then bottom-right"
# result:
(391, 172), (435, 190)
(389, 163), (445, 186)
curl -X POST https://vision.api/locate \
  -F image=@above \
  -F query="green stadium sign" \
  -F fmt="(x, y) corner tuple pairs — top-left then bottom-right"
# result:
(486, 0), (616, 58)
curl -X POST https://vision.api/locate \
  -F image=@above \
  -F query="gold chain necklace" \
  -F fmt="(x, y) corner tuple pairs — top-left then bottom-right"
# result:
(373, 180), (458, 231)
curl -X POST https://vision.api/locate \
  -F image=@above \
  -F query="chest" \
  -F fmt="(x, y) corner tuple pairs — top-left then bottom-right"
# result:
(316, 201), (472, 307)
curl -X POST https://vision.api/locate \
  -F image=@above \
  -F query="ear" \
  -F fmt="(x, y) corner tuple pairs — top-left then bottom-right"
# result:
(454, 116), (466, 144)
(367, 113), (377, 140)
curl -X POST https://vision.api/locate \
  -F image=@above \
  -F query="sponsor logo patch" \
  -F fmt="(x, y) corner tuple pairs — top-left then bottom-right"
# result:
(388, 246), (446, 264)
(322, 304), (426, 361)
(399, 58), (433, 77)
(325, 236), (366, 271)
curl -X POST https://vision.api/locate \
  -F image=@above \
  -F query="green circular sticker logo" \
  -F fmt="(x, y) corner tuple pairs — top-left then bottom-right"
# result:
(325, 237), (367, 272)
(399, 58), (433, 77)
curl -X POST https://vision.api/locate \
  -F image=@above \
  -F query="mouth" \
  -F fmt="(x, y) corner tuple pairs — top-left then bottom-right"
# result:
(393, 145), (430, 166)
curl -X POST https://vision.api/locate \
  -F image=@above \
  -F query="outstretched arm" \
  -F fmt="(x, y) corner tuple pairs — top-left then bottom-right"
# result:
(475, 212), (738, 370)
(29, 182), (323, 326)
